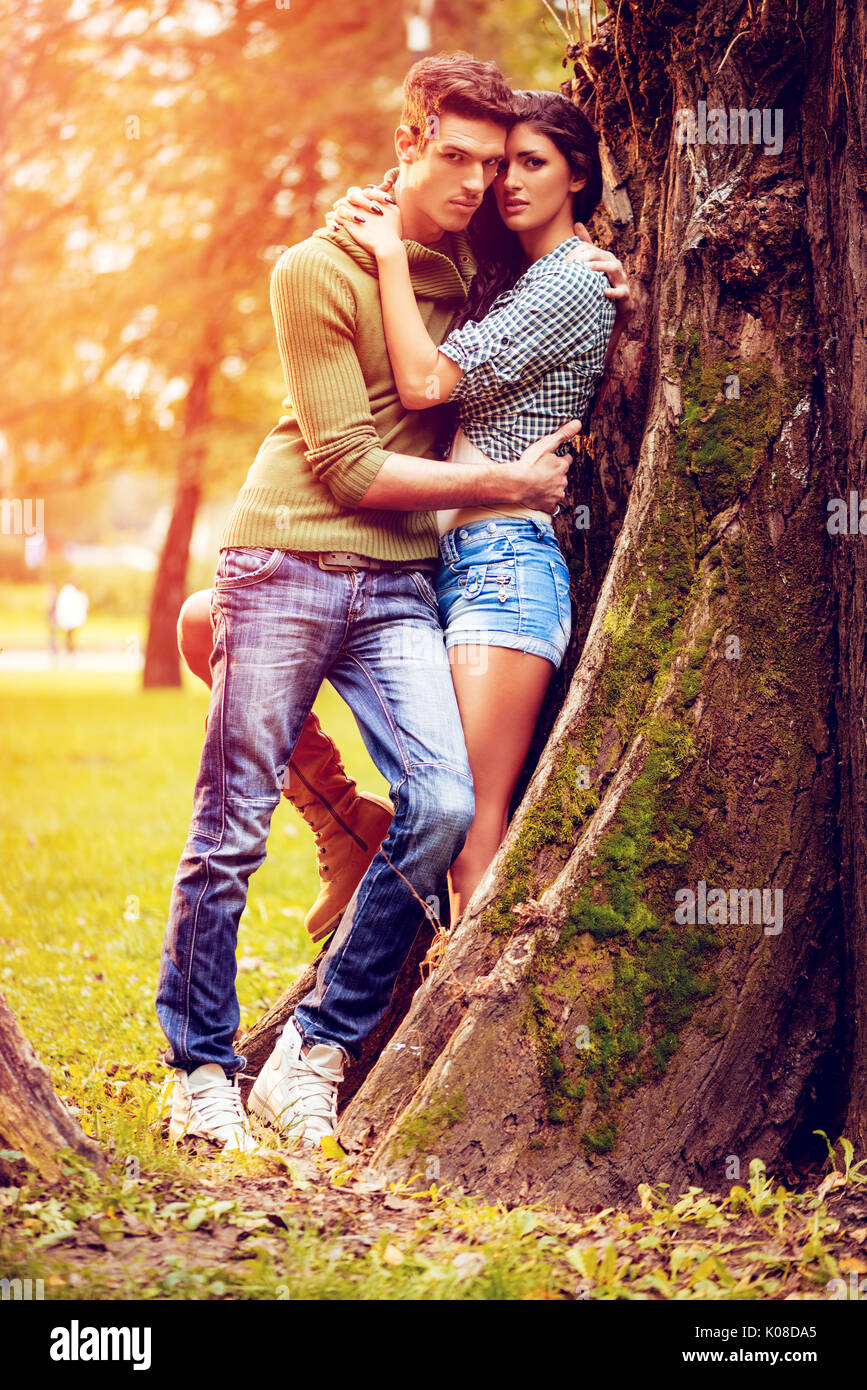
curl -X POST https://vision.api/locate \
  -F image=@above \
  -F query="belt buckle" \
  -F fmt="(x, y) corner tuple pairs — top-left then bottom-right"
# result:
(318, 551), (361, 571)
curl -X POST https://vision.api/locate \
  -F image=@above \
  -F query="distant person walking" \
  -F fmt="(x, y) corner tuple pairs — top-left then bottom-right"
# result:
(54, 583), (88, 653)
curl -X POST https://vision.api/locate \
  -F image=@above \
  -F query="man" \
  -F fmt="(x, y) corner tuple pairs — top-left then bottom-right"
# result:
(157, 51), (576, 1153)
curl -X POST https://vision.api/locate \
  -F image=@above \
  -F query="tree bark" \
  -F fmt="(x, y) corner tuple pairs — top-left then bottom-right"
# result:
(142, 359), (212, 689)
(0, 995), (106, 1185)
(801, 0), (867, 1152)
(315, 0), (862, 1203)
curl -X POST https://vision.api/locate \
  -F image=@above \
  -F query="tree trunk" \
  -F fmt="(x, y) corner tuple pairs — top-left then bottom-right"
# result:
(142, 360), (212, 688)
(312, 0), (861, 1203)
(802, 0), (867, 1152)
(0, 995), (106, 1185)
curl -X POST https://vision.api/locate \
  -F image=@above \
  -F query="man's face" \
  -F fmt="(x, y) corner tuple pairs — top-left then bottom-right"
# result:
(395, 112), (507, 240)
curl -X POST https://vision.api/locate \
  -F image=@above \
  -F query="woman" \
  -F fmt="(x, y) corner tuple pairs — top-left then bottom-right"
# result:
(326, 91), (633, 920)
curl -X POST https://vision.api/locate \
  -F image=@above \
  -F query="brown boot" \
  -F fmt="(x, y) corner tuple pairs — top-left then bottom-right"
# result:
(282, 710), (393, 943)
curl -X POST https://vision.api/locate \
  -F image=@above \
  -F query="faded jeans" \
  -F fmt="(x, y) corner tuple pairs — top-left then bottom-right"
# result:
(156, 546), (474, 1072)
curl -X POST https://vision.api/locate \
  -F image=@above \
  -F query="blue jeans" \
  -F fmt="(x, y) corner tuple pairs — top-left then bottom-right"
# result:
(156, 547), (475, 1072)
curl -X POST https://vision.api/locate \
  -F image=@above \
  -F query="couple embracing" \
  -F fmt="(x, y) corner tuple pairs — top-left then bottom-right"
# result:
(156, 51), (634, 1153)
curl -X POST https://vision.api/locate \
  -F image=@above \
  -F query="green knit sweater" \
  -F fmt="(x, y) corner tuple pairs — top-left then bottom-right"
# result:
(220, 195), (478, 561)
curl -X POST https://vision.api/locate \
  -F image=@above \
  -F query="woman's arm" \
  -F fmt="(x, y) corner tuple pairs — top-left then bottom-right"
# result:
(326, 193), (465, 409)
(375, 243), (464, 408)
(328, 194), (636, 403)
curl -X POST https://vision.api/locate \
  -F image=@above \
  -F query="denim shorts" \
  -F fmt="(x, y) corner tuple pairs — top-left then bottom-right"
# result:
(435, 516), (572, 668)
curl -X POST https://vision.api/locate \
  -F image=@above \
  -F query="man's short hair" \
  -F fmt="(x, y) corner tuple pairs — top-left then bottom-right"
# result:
(401, 51), (515, 155)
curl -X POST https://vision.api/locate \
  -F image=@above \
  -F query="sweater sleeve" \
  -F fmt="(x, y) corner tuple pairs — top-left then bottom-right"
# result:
(269, 244), (392, 508)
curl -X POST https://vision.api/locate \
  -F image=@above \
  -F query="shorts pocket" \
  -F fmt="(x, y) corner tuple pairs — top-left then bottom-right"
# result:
(550, 559), (572, 639)
(458, 563), (487, 599)
(214, 547), (284, 589)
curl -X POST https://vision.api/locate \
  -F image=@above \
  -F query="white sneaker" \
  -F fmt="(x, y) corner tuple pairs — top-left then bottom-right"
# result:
(248, 1017), (344, 1145)
(169, 1062), (261, 1153)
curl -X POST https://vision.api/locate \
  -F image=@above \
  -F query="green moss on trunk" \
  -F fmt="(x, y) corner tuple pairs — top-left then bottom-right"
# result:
(390, 1091), (467, 1161)
(527, 711), (721, 1148)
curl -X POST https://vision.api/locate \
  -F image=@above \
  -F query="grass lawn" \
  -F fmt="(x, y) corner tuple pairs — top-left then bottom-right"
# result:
(0, 670), (866, 1302)
(0, 668), (389, 1064)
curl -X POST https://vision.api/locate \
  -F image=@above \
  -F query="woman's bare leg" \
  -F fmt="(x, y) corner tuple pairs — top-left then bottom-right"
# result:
(177, 589), (215, 688)
(446, 645), (555, 922)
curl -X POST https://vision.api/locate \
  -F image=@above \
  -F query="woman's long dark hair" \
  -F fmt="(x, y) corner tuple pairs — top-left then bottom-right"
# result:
(452, 91), (605, 332)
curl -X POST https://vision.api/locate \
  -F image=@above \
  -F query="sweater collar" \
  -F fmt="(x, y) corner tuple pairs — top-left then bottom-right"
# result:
(312, 167), (477, 302)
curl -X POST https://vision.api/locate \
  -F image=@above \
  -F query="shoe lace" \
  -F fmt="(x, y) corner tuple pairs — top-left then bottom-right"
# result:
(311, 826), (331, 876)
(281, 1049), (338, 1124)
(311, 827), (324, 847)
(193, 1075), (248, 1133)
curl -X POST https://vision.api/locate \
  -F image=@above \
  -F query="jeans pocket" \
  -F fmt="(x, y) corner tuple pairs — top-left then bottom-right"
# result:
(214, 547), (284, 589)
(408, 569), (441, 617)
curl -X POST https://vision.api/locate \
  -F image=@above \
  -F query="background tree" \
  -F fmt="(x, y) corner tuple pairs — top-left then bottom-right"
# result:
(140, 0), (580, 683)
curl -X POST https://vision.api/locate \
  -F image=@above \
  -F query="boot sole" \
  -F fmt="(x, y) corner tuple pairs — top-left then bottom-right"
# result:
(308, 912), (341, 944)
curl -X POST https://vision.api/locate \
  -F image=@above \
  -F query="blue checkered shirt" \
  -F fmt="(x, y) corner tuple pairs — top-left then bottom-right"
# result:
(440, 236), (615, 461)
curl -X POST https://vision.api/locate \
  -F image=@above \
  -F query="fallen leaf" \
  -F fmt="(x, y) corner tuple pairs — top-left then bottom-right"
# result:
(383, 1194), (412, 1211)
(817, 1171), (847, 1202)
(452, 1251), (486, 1280)
(320, 1135), (346, 1162)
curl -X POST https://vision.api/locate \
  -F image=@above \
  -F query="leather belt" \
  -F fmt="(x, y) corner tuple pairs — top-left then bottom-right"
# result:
(306, 550), (439, 574)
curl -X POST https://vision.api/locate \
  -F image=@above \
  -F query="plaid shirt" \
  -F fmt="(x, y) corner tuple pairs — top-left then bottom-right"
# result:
(440, 236), (615, 461)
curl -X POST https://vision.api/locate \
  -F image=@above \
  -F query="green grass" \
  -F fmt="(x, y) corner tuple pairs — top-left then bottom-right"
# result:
(1, 1149), (865, 1302)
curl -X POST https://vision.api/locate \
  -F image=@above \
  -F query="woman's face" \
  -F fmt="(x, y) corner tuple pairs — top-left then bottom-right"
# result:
(493, 122), (585, 232)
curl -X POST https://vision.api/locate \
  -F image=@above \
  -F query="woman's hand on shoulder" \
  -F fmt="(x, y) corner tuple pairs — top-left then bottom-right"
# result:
(325, 175), (403, 258)
(569, 221), (637, 318)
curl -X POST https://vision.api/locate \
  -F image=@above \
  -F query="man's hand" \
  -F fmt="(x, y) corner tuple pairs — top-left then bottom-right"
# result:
(500, 419), (582, 514)
(570, 221), (637, 318)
